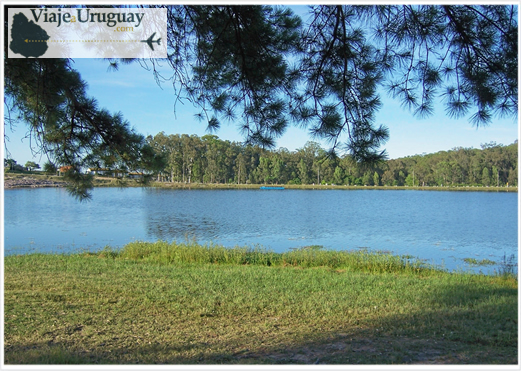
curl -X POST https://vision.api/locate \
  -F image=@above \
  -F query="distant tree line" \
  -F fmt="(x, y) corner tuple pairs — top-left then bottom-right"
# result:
(5, 5), (517, 200)
(147, 133), (518, 187)
(4, 159), (41, 173)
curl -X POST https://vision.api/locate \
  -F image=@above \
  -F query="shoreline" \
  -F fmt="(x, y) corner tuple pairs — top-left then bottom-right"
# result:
(4, 175), (66, 189)
(150, 181), (518, 192)
(4, 244), (517, 364)
(4, 173), (518, 192)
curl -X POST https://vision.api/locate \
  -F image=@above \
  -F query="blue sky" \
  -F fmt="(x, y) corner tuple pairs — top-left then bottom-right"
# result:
(5, 57), (518, 167)
(3, 4), (518, 167)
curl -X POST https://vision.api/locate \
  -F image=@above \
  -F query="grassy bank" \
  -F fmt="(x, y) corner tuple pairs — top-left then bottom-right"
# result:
(4, 173), (517, 192)
(4, 242), (518, 364)
(150, 180), (517, 192)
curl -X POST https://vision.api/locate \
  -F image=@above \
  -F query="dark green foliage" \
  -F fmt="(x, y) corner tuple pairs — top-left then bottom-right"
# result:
(3, 158), (24, 172)
(377, 142), (518, 187)
(165, 5), (302, 149)
(147, 132), (517, 187)
(5, 5), (517, 198)
(42, 162), (57, 175)
(296, 6), (387, 160)
(157, 4), (517, 159)
(127, 4), (516, 163)
(24, 161), (39, 171)
(4, 58), (160, 200)
(369, 5), (518, 126)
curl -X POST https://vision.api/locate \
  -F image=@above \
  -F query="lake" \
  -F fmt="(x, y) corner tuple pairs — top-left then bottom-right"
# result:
(4, 187), (518, 274)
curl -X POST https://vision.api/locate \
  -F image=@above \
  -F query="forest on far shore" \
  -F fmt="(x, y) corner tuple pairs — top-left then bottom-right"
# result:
(145, 133), (518, 187)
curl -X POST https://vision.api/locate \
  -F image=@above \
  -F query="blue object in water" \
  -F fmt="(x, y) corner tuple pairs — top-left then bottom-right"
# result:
(260, 186), (285, 190)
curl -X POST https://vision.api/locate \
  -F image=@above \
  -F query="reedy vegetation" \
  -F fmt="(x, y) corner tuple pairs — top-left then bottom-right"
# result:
(4, 242), (518, 364)
(115, 241), (433, 274)
(101, 241), (519, 278)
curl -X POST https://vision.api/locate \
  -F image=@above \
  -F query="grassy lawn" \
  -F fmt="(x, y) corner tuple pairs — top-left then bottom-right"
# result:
(4, 242), (518, 364)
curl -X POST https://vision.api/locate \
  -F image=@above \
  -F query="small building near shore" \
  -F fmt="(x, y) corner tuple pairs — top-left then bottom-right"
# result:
(87, 168), (127, 178)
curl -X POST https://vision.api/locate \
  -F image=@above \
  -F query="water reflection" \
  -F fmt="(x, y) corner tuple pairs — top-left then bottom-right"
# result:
(146, 215), (220, 241)
(4, 187), (518, 274)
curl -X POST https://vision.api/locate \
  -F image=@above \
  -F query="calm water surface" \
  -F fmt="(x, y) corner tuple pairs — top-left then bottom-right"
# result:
(4, 187), (518, 273)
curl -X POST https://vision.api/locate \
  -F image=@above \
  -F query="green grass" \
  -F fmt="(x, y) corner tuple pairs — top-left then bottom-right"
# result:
(463, 258), (497, 266)
(149, 180), (517, 192)
(4, 242), (518, 364)
(114, 241), (438, 274)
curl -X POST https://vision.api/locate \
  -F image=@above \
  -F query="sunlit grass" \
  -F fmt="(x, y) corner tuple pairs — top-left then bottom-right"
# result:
(4, 242), (518, 364)
(111, 241), (442, 276)
(463, 257), (496, 266)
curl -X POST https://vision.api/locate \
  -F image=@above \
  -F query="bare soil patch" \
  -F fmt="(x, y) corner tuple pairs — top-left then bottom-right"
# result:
(4, 175), (65, 189)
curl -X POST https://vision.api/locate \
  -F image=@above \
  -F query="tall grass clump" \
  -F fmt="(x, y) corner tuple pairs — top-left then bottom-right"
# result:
(114, 241), (440, 276)
(280, 247), (434, 274)
(118, 240), (277, 266)
(495, 254), (518, 280)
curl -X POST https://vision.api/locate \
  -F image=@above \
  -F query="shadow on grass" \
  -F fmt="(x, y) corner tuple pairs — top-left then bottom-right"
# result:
(5, 280), (517, 365)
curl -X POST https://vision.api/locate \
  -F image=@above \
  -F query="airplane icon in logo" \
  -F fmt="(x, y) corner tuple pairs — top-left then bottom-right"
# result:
(141, 33), (161, 51)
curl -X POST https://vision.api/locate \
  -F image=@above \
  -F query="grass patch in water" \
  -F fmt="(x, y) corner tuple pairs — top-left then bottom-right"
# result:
(463, 257), (497, 266)
(112, 240), (441, 276)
